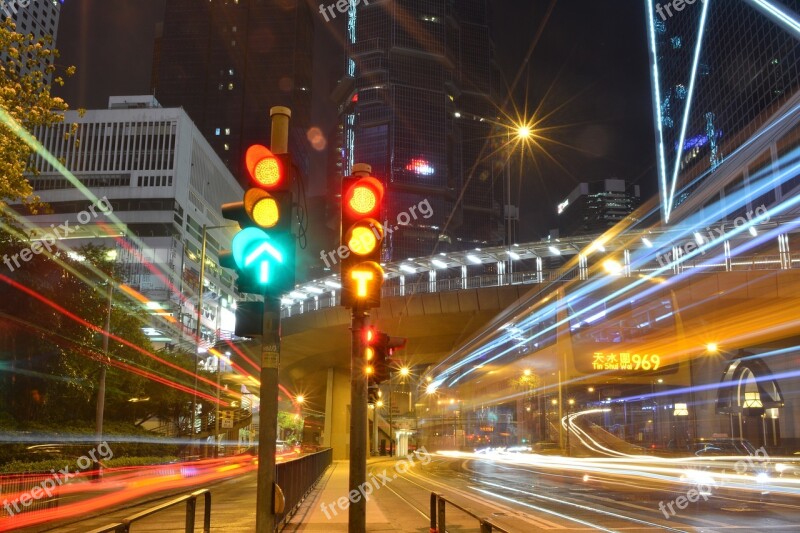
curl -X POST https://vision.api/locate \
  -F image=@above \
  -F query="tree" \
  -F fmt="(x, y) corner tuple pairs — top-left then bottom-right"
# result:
(0, 18), (75, 210)
(278, 411), (304, 444)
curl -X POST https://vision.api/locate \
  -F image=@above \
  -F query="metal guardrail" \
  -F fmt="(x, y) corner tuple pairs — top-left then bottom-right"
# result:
(275, 448), (333, 529)
(86, 488), (211, 533)
(429, 492), (511, 533)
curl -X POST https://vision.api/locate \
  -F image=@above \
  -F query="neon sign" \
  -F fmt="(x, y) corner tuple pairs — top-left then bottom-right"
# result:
(406, 158), (434, 176)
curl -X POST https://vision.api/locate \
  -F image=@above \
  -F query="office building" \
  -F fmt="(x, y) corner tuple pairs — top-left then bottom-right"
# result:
(152, 0), (314, 179)
(556, 179), (640, 237)
(337, 0), (500, 261)
(0, 0), (62, 83)
(14, 95), (244, 353)
(645, 0), (800, 224)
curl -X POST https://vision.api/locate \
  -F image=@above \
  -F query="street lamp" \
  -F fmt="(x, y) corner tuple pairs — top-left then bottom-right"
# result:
(503, 120), (535, 284)
(191, 223), (237, 449)
(566, 399), (575, 457)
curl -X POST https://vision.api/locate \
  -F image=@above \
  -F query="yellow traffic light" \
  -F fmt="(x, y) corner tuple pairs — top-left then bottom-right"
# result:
(252, 197), (279, 228)
(346, 221), (383, 256)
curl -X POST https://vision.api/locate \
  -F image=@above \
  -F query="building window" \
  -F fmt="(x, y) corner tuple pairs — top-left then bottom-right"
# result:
(215, 128), (221, 136)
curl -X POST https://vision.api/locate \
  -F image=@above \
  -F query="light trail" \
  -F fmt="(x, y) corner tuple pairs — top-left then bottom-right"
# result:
(0, 274), (232, 395)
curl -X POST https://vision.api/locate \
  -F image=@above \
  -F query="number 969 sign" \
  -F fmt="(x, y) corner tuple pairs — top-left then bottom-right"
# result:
(590, 352), (662, 372)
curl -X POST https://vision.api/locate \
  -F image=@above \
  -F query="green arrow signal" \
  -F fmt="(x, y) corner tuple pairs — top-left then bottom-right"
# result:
(245, 241), (283, 284)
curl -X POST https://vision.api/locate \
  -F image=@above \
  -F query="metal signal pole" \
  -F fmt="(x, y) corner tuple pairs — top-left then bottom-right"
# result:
(255, 106), (292, 533)
(349, 307), (369, 533)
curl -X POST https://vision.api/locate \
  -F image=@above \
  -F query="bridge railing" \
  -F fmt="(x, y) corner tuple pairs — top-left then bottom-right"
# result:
(281, 253), (800, 318)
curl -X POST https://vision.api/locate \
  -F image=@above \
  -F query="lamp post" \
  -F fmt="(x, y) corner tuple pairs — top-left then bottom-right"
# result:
(565, 398), (575, 457)
(94, 249), (116, 477)
(504, 123), (532, 284)
(191, 224), (236, 449)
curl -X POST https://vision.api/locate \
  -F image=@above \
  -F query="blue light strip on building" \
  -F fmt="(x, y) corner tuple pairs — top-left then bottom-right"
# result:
(744, 0), (800, 37)
(666, 0), (712, 218)
(645, 0), (671, 223)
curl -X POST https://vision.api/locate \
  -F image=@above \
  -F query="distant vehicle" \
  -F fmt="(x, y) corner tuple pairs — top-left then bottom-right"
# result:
(690, 438), (759, 457)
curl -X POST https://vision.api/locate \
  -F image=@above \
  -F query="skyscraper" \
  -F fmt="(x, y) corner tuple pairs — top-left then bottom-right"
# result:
(152, 0), (313, 179)
(556, 179), (641, 237)
(338, 0), (500, 261)
(0, 0), (62, 83)
(645, 0), (800, 224)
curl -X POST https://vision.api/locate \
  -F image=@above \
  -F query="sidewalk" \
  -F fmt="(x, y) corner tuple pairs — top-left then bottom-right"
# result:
(283, 460), (405, 532)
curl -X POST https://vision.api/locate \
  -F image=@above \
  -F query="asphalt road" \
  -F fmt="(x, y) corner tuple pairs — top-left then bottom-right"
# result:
(10, 454), (800, 532)
(369, 454), (800, 532)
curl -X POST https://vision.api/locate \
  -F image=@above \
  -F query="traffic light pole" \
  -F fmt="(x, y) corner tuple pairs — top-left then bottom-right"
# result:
(256, 293), (281, 533)
(349, 307), (369, 533)
(255, 106), (293, 533)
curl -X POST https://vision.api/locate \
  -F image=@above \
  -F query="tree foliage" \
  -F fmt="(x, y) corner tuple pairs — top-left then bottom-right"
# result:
(0, 243), (194, 434)
(0, 18), (75, 210)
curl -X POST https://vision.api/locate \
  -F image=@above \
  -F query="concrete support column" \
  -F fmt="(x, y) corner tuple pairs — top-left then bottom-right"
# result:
(396, 431), (409, 457)
(461, 265), (468, 289)
(497, 261), (505, 285)
(399, 275), (406, 296)
(429, 269), (436, 293)
(578, 255), (588, 281)
(536, 257), (543, 283)
(624, 249), (631, 277)
(322, 367), (352, 460)
(779, 234), (791, 269)
(724, 240), (732, 271)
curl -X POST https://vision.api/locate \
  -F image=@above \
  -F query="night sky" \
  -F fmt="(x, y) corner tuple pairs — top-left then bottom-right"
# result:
(54, 0), (655, 243)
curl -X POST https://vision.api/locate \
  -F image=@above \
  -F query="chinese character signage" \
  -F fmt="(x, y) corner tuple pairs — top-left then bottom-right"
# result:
(590, 352), (661, 371)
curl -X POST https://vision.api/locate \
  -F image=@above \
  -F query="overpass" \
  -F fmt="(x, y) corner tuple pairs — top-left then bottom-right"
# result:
(253, 214), (800, 459)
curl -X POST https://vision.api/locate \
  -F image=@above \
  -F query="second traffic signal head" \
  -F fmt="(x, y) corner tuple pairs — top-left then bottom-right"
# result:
(341, 173), (386, 309)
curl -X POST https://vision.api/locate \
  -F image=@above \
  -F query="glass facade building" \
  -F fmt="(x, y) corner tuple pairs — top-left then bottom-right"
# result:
(342, 0), (500, 261)
(645, 0), (800, 223)
(152, 0), (313, 179)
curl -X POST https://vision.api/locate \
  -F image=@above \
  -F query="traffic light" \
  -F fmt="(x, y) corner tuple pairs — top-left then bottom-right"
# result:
(220, 144), (295, 297)
(341, 172), (385, 309)
(365, 329), (406, 386)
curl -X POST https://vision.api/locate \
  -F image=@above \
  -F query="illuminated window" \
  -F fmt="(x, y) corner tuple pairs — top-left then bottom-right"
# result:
(215, 128), (221, 136)
(223, 143), (230, 151)
(225, 128), (231, 135)
(228, 83), (234, 90)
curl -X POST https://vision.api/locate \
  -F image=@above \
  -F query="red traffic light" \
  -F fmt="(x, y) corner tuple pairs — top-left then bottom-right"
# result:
(364, 326), (376, 345)
(246, 144), (284, 188)
(344, 176), (384, 218)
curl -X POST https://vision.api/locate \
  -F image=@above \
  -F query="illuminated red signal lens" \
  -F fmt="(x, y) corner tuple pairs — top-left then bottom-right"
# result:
(349, 186), (377, 214)
(345, 177), (384, 217)
(246, 144), (284, 188)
